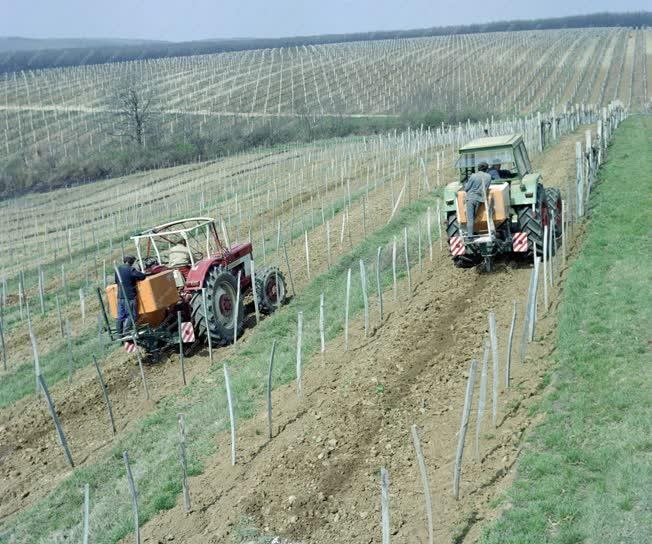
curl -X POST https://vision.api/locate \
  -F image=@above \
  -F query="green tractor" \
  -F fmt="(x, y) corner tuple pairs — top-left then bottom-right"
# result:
(443, 134), (562, 271)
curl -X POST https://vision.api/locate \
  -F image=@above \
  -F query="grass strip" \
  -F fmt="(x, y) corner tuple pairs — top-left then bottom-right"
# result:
(481, 116), (652, 543)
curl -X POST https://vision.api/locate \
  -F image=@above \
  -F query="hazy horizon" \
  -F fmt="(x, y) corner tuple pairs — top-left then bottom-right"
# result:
(2, 1), (650, 43)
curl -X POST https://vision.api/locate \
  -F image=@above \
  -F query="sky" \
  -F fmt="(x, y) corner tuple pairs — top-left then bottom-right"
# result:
(1, 0), (650, 42)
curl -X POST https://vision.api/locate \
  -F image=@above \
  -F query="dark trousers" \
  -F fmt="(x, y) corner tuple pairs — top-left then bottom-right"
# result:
(465, 199), (481, 237)
(117, 298), (137, 336)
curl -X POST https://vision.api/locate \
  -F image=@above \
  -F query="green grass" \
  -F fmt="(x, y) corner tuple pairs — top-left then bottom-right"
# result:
(480, 116), (652, 543)
(0, 188), (438, 544)
(0, 327), (118, 408)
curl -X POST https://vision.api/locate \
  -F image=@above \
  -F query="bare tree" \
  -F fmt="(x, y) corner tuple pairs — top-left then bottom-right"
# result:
(110, 77), (156, 146)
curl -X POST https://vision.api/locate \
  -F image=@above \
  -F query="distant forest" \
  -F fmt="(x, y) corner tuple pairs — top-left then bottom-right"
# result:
(1, 11), (650, 74)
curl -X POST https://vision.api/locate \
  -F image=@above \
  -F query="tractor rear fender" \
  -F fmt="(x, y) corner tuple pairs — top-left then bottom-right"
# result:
(184, 242), (254, 291)
(443, 181), (462, 213)
(511, 173), (541, 207)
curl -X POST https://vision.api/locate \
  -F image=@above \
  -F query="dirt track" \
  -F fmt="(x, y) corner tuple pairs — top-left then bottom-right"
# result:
(1, 129), (584, 541)
(117, 132), (584, 543)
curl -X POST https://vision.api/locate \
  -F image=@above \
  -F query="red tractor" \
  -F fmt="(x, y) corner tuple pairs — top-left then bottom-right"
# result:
(98, 217), (287, 356)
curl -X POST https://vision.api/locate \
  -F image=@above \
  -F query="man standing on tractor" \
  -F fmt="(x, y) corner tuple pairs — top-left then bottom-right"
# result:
(115, 255), (146, 336)
(463, 161), (492, 237)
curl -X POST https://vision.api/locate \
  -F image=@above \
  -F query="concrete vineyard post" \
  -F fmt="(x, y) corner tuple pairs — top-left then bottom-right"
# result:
(360, 259), (369, 337)
(233, 270), (241, 345)
(376, 247), (384, 321)
(520, 263), (536, 364)
(65, 318), (73, 384)
(0, 309), (6, 371)
(344, 268), (352, 351)
(529, 258), (541, 341)
(201, 288), (213, 365)
(283, 243), (296, 297)
(380, 467), (390, 544)
(411, 425), (434, 544)
(453, 359), (478, 500)
(404, 226), (412, 295)
(549, 219), (555, 289)
(82, 483), (90, 544)
(38, 374), (74, 467)
(426, 207), (433, 262)
(562, 200), (567, 265)
(505, 301), (517, 389)
(576, 142), (584, 218)
(123, 451), (140, 544)
(97, 314), (105, 357)
(543, 224), (548, 311)
(326, 220), (332, 269)
(296, 311), (303, 397)
(38, 267), (45, 314)
(304, 230), (311, 279)
(92, 355), (116, 435)
(489, 310), (499, 427)
(28, 324), (41, 395)
(177, 414), (191, 513)
(177, 311), (186, 386)
(474, 340), (489, 461)
(392, 236), (398, 301)
(319, 294), (325, 358)
(250, 259), (260, 324)
(224, 364), (236, 465)
(267, 340), (276, 440)
(436, 198), (443, 251)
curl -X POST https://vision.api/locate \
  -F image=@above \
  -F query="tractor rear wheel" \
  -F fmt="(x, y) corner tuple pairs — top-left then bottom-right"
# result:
(446, 212), (477, 268)
(190, 265), (244, 346)
(516, 184), (550, 257)
(545, 187), (563, 239)
(255, 266), (287, 314)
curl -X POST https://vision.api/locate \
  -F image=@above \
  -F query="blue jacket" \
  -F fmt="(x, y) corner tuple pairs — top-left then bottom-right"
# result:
(115, 265), (146, 299)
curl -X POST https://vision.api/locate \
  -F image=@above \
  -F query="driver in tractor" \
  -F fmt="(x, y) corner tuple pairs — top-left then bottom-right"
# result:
(463, 161), (492, 237)
(168, 238), (192, 268)
(488, 159), (517, 180)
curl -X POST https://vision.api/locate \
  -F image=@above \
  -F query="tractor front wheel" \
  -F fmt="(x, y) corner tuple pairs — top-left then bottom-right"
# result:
(190, 265), (244, 346)
(255, 266), (288, 314)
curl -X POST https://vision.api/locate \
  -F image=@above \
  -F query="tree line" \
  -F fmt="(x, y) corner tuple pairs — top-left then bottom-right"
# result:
(1, 11), (650, 74)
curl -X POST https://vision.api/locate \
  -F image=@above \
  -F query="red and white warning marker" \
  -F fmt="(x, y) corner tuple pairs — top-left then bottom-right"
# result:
(124, 342), (138, 353)
(512, 232), (528, 252)
(181, 322), (195, 343)
(449, 236), (466, 256)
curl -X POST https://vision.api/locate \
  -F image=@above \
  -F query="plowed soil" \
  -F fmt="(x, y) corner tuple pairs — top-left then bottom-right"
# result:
(0, 156), (449, 520)
(2, 129), (585, 543)
(118, 133), (584, 543)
